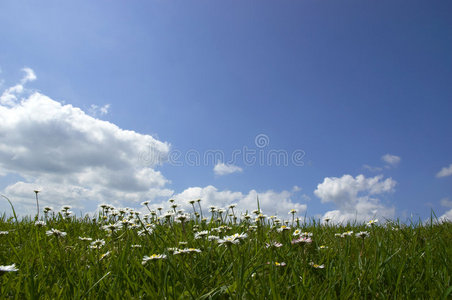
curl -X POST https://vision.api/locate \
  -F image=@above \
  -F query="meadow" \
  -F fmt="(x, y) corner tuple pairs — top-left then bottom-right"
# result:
(0, 197), (451, 299)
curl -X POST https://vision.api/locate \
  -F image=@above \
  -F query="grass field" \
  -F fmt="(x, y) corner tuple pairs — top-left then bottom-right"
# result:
(1, 198), (451, 299)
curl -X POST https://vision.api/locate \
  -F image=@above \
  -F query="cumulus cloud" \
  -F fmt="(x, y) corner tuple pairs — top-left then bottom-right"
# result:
(0, 68), (36, 106)
(436, 197), (452, 222)
(88, 104), (110, 117)
(0, 69), (171, 215)
(167, 185), (307, 218)
(436, 164), (452, 178)
(213, 162), (243, 176)
(381, 154), (400, 167)
(314, 174), (396, 223)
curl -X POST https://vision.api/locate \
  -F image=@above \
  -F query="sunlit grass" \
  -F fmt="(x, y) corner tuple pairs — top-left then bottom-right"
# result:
(0, 200), (451, 299)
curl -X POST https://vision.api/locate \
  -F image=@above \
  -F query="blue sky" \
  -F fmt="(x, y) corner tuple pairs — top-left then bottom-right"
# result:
(1, 0), (451, 222)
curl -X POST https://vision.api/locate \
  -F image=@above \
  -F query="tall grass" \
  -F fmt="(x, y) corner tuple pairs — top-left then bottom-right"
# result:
(0, 201), (451, 299)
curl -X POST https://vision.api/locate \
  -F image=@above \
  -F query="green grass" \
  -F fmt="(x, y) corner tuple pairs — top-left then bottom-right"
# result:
(0, 204), (451, 299)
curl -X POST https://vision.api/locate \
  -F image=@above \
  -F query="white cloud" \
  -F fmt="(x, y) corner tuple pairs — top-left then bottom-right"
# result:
(438, 209), (452, 222)
(0, 68), (36, 106)
(314, 174), (396, 223)
(88, 104), (110, 117)
(169, 185), (307, 218)
(381, 154), (400, 167)
(20, 68), (37, 84)
(436, 164), (452, 178)
(213, 162), (243, 176)
(362, 164), (383, 172)
(438, 197), (452, 223)
(0, 69), (171, 215)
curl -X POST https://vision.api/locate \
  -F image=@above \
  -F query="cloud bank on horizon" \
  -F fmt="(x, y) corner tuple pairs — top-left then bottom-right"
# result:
(0, 68), (446, 223)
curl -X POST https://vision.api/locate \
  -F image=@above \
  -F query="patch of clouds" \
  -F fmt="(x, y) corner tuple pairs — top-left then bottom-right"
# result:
(436, 163), (452, 178)
(0, 68), (36, 106)
(362, 164), (383, 172)
(88, 104), (110, 117)
(381, 154), (400, 168)
(363, 154), (400, 172)
(213, 162), (243, 176)
(292, 185), (301, 192)
(314, 174), (396, 224)
(0, 68), (171, 215)
(438, 197), (452, 222)
(165, 185), (307, 218)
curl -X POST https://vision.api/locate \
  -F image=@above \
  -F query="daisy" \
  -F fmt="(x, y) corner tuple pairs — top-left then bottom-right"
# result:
(46, 228), (67, 238)
(265, 242), (283, 248)
(366, 219), (378, 227)
(291, 236), (312, 245)
(0, 264), (18, 272)
(277, 225), (291, 233)
(78, 236), (93, 241)
(34, 221), (46, 227)
(0, 231), (9, 235)
(90, 239), (106, 249)
(194, 230), (209, 239)
(142, 254), (167, 264)
(309, 262), (325, 269)
(356, 231), (370, 239)
(100, 251), (111, 261)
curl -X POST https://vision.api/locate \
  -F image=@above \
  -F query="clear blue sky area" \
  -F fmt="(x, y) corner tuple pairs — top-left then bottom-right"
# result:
(0, 0), (451, 222)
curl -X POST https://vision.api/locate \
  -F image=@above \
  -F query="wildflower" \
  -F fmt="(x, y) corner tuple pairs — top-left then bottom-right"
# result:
(178, 241), (188, 246)
(43, 206), (53, 212)
(189, 200), (196, 204)
(0, 264), (18, 272)
(78, 236), (93, 241)
(309, 262), (325, 269)
(274, 262), (286, 267)
(218, 233), (247, 246)
(291, 236), (312, 245)
(131, 244), (142, 248)
(340, 231), (354, 237)
(100, 251), (110, 261)
(293, 229), (301, 236)
(0, 231), (9, 235)
(277, 225), (291, 233)
(228, 203), (237, 209)
(289, 209), (297, 215)
(356, 231), (369, 239)
(90, 239), (106, 249)
(318, 245), (329, 249)
(252, 209), (261, 215)
(174, 248), (202, 255)
(102, 222), (122, 233)
(141, 201), (150, 206)
(142, 254), (167, 264)
(46, 228), (67, 238)
(208, 235), (219, 241)
(257, 214), (267, 220)
(34, 221), (46, 227)
(242, 213), (252, 220)
(194, 230), (209, 239)
(265, 242), (283, 248)
(61, 205), (71, 211)
(367, 219), (378, 227)
(175, 213), (190, 223)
